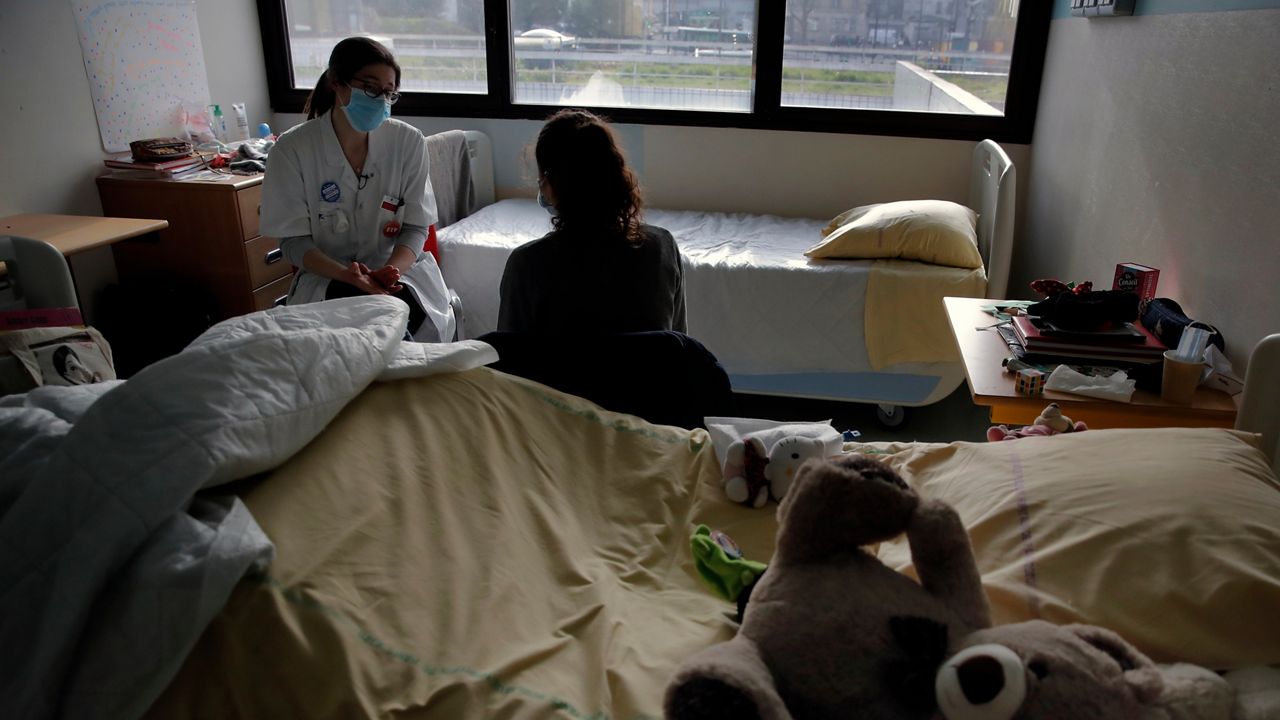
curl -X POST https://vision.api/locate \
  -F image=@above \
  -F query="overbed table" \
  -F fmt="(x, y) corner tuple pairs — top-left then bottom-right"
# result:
(944, 296), (1238, 429)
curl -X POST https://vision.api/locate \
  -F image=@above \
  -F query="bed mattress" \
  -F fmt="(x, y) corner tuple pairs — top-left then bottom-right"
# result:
(147, 367), (779, 719)
(438, 199), (967, 405)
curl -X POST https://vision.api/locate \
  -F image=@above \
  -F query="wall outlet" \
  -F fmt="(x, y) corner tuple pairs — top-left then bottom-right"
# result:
(1070, 0), (1135, 17)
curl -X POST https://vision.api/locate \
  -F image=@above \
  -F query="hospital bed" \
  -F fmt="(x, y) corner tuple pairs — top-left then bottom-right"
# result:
(436, 130), (1015, 426)
(2, 295), (1278, 719)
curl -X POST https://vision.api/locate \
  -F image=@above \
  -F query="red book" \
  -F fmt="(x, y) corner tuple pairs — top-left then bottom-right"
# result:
(1012, 315), (1166, 357)
(0, 307), (85, 331)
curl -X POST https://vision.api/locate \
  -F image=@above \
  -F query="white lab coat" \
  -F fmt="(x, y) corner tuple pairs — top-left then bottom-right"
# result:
(260, 111), (455, 342)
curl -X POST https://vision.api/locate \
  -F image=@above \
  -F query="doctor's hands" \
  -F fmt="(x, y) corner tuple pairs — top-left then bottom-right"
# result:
(367, 264), (403, 293)
(340, 262), (392, 295)
(337, 262), (404, 294)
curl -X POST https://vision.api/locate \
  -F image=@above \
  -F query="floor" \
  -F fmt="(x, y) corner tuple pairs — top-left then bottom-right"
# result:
(730, 384), (993, 444)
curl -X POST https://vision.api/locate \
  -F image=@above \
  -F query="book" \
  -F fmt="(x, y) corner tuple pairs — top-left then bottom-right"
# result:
(0, 307), (85, 331)
(997, 324), (1160, 368)
(1012, 315), (1166, 358)
(103, 152), (212, 174)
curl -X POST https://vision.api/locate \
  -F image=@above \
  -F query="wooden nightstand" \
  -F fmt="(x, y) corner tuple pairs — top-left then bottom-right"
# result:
(943, 296), (1238, 429)
(96, 173), (292, 323)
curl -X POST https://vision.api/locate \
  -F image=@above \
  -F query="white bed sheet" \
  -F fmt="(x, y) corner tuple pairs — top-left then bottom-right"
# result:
(438, 199), (961, 404)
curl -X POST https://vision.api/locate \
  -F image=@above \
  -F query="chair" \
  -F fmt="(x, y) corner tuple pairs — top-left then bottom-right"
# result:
(0, 235), (82, 393)
(0, 235), (78, 312)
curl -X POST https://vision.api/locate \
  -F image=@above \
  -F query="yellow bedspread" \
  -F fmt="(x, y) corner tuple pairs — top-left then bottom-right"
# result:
(864, 259), (987, 370)
(148, 368), (778, 719)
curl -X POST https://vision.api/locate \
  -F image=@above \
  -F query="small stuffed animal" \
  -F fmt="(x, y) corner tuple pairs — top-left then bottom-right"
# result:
(665, 456), (1237, 720)
(987, 402), (1087, 442)
(722, 425), (844, 508)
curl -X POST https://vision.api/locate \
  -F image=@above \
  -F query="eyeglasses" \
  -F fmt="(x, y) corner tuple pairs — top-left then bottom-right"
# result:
(350, 79), (400, 105)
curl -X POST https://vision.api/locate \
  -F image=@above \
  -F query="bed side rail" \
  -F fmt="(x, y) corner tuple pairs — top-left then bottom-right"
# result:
(970, 139), (1015, 300)
(1238, 333), (1280, 476)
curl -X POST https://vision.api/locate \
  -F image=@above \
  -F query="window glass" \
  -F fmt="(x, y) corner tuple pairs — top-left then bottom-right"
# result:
(508, 0), (756, 112)
(283, 0), (487, 94)
(782, 0), (1018, 114)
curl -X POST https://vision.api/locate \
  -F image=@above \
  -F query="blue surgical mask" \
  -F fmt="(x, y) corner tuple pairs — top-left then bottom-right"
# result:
(342, 88), (391, 133)
(537, 190), (558, 216)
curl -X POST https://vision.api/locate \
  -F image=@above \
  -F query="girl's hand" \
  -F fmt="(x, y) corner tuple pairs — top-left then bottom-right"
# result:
(368, 265), (403, 292)
(342, 262), (389, 295)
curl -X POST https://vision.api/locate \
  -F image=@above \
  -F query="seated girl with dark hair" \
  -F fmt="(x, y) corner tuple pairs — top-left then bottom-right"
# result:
(496, 108), (686, 335)
(485, 111), (732, 428)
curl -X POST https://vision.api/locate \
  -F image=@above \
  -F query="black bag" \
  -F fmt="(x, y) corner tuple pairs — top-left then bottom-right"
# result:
(1026, 290), (1140, 332)
(1140, 298), (1225, 354)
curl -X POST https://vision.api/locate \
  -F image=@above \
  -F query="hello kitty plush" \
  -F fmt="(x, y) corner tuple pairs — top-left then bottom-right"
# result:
(721, 424), (844, 508)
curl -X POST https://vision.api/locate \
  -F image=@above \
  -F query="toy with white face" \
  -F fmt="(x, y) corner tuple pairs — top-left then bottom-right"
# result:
(763, 436), (828, 502)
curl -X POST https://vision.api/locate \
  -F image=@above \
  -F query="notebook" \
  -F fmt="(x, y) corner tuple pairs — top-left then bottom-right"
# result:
(1012, 315), (1166, 358)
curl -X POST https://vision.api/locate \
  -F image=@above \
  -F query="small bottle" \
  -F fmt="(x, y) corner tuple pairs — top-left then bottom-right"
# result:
(208, 104), (227, 142)
(231, 102), (251, 142)
(258, 122), (273, 139)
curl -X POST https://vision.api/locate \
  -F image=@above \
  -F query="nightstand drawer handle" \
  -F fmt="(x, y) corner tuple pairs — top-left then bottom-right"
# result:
(272, 294), (288, 307)
(264, 248), (284, 264)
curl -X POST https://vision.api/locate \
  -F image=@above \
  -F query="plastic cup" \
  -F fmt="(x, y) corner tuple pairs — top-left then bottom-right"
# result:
(1161, 350), (1204, 405)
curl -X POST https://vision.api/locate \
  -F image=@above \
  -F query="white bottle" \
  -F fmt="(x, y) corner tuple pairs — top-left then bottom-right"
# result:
(231, 102), (251, 142)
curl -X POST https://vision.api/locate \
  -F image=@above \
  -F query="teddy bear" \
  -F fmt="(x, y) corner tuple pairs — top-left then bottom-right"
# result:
(722, 425), (844, 508)
(665, 455), (1237, 720)
(987, 402), (1087, 442)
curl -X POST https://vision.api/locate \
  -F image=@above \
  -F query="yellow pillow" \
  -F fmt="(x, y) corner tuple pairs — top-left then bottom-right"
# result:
(864, 428), (1280, 670)
(807, 199), (982, 268)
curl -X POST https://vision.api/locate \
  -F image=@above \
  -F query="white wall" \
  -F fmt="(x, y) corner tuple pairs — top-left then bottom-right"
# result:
(0, 0), (272, 319)
(0, 0), (271, 219)
(271, 114), (1027, 223)
(1023, 9), (1280, 370)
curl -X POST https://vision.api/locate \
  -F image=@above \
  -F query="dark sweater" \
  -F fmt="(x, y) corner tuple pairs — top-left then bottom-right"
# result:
(497, 223), (687, 334)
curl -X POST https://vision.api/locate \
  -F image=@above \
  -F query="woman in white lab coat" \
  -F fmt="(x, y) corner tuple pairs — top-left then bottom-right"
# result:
(260, 36), (455, 342)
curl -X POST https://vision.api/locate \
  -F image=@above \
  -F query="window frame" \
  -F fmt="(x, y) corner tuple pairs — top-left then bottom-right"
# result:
(256, 0), (1051, 144)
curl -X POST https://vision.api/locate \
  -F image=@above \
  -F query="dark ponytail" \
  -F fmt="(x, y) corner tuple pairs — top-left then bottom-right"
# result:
(304, 36), (401, 120)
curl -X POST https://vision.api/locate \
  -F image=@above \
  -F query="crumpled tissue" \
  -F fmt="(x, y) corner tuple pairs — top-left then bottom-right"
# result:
(1044, 365), (1136, 402)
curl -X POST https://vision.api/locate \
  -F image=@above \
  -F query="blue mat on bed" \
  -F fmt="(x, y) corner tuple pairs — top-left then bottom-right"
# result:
(729, 372), (940, 405)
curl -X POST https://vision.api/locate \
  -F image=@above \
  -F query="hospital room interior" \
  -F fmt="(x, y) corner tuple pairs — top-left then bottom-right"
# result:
(3, 1), (1280, 719)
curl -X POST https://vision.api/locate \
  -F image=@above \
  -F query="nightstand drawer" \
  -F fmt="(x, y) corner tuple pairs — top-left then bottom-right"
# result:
(244, 235), (292, 289)
(252, 274), (293, 311)
(237, 184), (262, 240)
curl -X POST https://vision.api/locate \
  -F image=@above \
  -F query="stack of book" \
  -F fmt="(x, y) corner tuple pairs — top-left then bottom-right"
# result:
(999, 315), (1166, 366)
(103, 152), (214, 178)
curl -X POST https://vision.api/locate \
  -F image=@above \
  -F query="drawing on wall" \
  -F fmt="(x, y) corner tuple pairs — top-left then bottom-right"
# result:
(72, 0), (212, 153)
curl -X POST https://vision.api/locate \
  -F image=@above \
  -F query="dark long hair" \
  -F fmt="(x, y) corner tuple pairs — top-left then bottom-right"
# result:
(535, 109), (644, 245)
(304, 36), (401, 120)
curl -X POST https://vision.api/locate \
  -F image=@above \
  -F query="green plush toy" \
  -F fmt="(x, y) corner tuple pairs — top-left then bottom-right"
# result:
(691, 525), (767, 610)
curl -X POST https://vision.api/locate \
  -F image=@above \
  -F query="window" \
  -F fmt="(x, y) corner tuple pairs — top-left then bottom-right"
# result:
(783, 0), (1021, 114)
(507, 0), (757, 112)
(257, 0), (1050, 142)
(276, 0), (488, 96)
